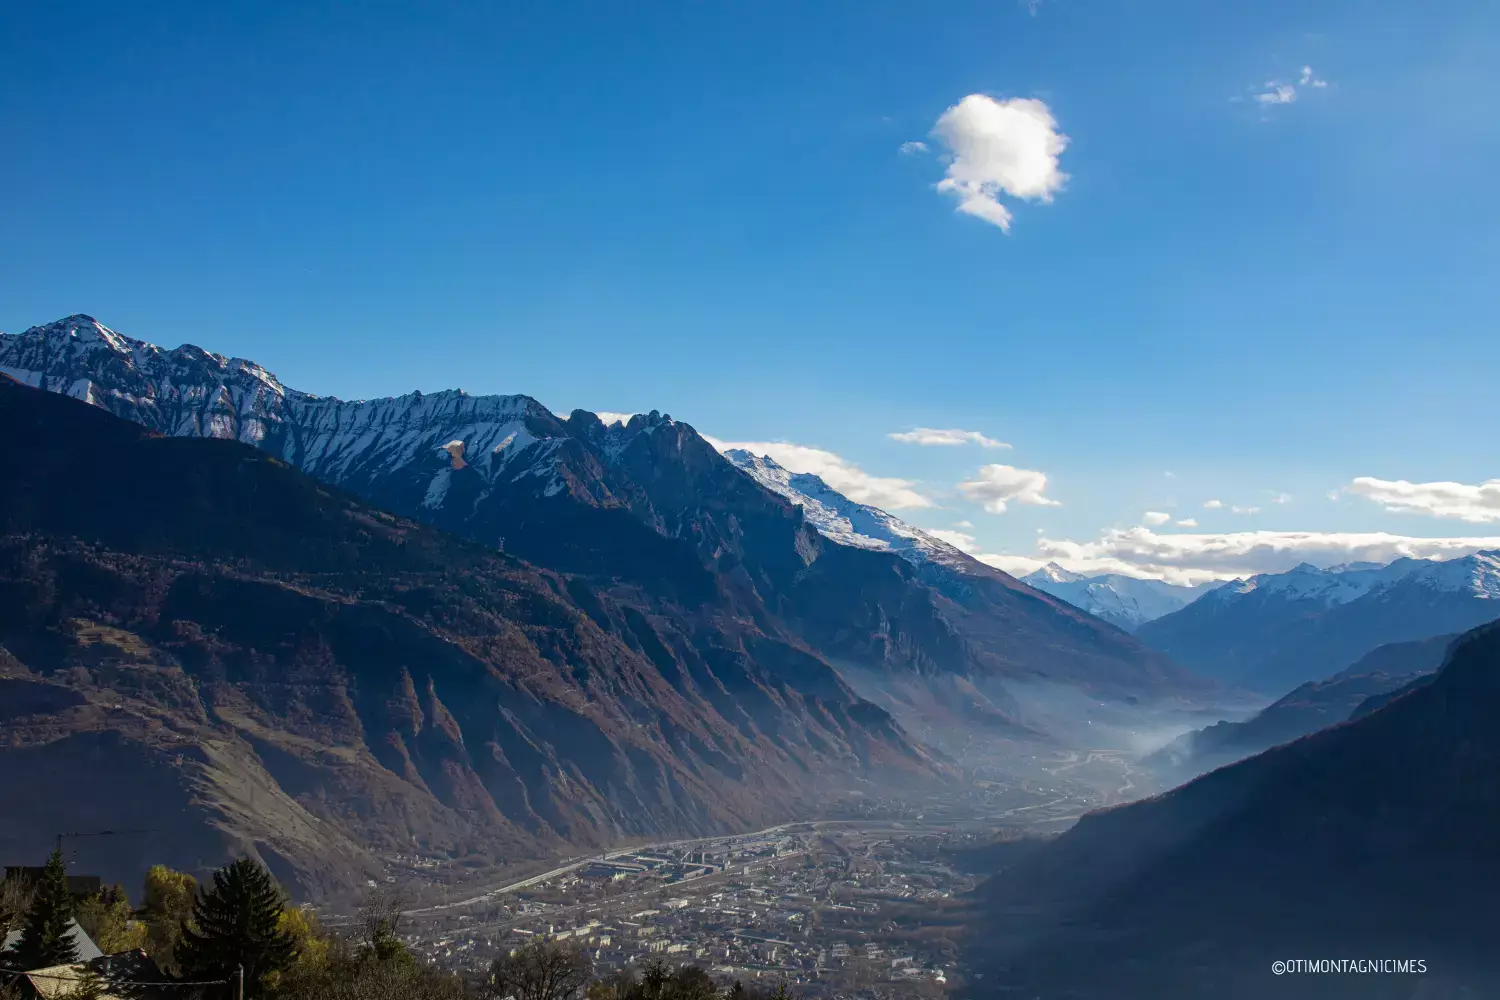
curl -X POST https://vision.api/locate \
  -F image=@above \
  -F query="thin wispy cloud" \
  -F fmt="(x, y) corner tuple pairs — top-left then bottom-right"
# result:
(928, 528), (981, 553)
(888, 427), (1009, 449)
(1175, 518), (1199, 528)
(928, 94), (1069, 232)
(898, 140), (929, 155)
(957, 464), (1060, 513)
(1348, 476), (1500, 523)
(1231, 505), (1261, 515)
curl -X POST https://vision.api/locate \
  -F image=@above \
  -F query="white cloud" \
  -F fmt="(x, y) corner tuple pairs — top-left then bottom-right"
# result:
(704, 436), (934, 510)
(888, 427), (1010, 449)
(1269, 492), (1292, 505)
(1231, 505), (1261, 515)
(1255, 83), (1298, 105)
(1142, 511), (1171, 526)
(929, 94), (1069, 232)
(1175, 518), (1199, 528)
(1164, 471), (1178, 479)
(957, 464), (1060, 513)
(1203, 499), (1224, 509)
(1252, 67), (1328, 110)
(899, 140), (929, 155)
(591, 410), (637, 426)
(972, 527), (1500, 586)
(1347, 476), (1500, 523)
(928, 529), (981, 553)
(954, 520), (975, 529)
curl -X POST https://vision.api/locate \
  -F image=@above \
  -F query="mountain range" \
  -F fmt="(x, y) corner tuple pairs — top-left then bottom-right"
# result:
(1020, 563), (1221, 632)
(0, 315), (1216, 892)
(969, 617), (1500, 999)
(1135, 555), (1500, 693)
(1142, 633), (1453, 781)
(0, 374), (956, 896)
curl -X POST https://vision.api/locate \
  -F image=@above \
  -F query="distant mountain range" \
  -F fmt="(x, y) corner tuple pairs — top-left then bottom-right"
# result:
(1020, 563), (1221, 632)
(970, 618), (1500, 999)
(1142, 633), (1453, 781)
(1135, 555), (1500, 693)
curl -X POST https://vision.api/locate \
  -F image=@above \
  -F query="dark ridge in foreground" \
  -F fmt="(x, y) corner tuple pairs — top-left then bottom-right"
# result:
(969, 618), (1500, 999)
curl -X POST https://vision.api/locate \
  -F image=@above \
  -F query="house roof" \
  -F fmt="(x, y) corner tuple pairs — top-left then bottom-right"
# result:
(0, 919), (105, 963)
(14, 963), (128, 1000)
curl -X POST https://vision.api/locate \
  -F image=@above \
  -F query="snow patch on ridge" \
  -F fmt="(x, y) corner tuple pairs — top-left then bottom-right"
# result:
(723, 449), (965, 565)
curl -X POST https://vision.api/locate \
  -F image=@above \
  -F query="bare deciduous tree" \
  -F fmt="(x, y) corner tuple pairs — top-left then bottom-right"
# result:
(481, 939), (592, 1000)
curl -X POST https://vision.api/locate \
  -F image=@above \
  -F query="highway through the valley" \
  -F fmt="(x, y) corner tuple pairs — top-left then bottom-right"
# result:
(402, 748), (1151, 917)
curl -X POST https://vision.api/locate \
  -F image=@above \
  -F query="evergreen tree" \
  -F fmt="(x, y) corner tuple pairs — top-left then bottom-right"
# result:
(175, 859), (294, 997)
(12, 848), (79, 971)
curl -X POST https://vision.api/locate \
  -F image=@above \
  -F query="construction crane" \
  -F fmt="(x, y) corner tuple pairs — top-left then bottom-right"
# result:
(53, 828), (157, 859)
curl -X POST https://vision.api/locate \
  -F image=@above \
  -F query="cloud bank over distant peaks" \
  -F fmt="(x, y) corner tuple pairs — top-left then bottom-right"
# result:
(976, 527), (1500, 586)
(929, 94), (1069, 232)
(703, 436), (934, 510)
(888, 427), (1009, 448)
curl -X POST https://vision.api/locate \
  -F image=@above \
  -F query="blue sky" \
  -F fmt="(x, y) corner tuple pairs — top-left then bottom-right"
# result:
(4, 0), (1499, 581)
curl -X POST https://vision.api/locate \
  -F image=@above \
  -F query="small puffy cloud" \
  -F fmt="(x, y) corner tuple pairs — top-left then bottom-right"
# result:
(1347, 476), (1500, 523)
(1176, 518), (1199, 528)
(899, 140), (929, 155)
(1203, 499), (1224, 509)
(973, 527), (1500, 586)
(954, 519), (975, 529)
(592, 411), (637, 426)
(929, 94), (1069, 232)
(928, 529), (981, 553)
(1142, 511), (1172, 526)
(957, 464), (1060, 513)
(888, 427), (1010, 449)
(1251, 67), (1329, 111)
(705, 436), (934, 510)
(1255, 83), (1298, 105)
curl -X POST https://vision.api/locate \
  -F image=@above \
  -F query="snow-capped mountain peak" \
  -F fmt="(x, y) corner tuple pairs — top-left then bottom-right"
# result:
(722, 449), (968, 566)
(1029, 562), (1088, 585)
(1207, 555), (1490, 609)
(1020, 566), (1215, 632)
